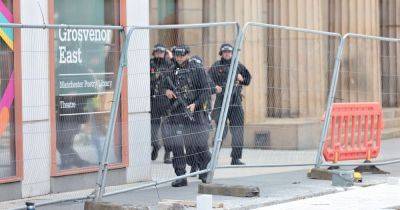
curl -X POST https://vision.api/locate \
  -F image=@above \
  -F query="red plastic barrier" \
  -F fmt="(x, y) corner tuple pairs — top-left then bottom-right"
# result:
(323, 102), (383, 163)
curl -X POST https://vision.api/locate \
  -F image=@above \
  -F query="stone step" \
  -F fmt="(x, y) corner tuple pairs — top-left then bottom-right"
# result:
(383, 118), (400, 129)
(383, 108), (400, 119)
(382, 128), (400, 140)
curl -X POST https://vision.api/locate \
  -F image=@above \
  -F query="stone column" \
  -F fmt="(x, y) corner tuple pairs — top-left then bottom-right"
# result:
(149, 0), (159, 46)
(380, 0), (400, 107)
(203, 0), (266, 123)
(239, 0), (267, 123)
(201, 0), (233, 68)
(329, 0), (381, 103)
(262, 0), (329, 118)
(176, 0), (203, 56)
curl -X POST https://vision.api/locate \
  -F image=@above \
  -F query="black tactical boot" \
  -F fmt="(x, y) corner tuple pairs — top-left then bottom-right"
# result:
(190, 165), (198, 177)
(231, 158), (245, 165)
(151, 146), (159, 161)
(199, 173), (208, 183)
(171, 178), (188, 187)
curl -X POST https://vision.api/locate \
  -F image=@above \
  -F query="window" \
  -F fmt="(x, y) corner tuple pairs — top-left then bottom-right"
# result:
(52, 0), (126, 173)
(0, 0), (17, 181)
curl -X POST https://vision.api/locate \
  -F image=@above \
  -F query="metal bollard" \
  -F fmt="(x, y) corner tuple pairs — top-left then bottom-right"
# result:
(26, 202), (35, 210)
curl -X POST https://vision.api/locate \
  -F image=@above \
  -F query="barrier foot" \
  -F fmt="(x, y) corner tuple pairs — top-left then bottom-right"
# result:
(84, 201), (149, 210)
(198, 183), (260, 197)
(354, 161), (389, 174)
(327, 166), (340, 170)
(307, 168), (333, 180)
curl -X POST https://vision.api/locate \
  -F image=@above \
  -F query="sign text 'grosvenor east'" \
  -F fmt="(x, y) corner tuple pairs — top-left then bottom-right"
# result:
(58, 28), (112, 64)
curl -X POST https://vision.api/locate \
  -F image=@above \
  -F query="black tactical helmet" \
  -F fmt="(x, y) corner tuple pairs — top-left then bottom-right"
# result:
(190, 55), (203, 64)
(152, 43), (167, 55)
(219, 43), (234, 56)
(172, 45), (190, 56)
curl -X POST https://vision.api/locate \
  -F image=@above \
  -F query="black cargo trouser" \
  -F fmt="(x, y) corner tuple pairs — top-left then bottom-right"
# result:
(151, 117), (172, 153)
(164, 114), (211, 176)
(213, 104), (244, 159)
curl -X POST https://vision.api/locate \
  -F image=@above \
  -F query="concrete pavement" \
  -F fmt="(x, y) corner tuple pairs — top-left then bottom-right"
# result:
(256, 182), (400, 210)
(0, 138), (399, 210)
(34, 168), (398, 210)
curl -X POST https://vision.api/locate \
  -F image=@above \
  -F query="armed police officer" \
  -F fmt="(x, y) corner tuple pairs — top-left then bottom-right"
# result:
(163, 45), (211, 187)
(209, 43), (252, 165)
(150, 44), (173, 163)
(186, 56), (221, 175)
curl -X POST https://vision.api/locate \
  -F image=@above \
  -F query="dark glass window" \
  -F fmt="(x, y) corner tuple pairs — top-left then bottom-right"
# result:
(54, 0), (122, 171)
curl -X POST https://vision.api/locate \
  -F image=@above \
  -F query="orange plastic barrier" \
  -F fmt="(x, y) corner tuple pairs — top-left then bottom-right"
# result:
(323, 102), (383, 163)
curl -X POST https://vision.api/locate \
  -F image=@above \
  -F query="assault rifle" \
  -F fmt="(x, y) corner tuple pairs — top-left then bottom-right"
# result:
(166, 76), (195, 121)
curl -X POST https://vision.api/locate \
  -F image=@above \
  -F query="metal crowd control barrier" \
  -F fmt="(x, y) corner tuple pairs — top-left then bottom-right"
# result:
(97, 22), (241, 199)
(315, 33), (400, 169)
(0, 22), (241, 209)
(322, 102), (383, 163)
(3, 21), (241, 209)
(206, 22), (342, 183)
